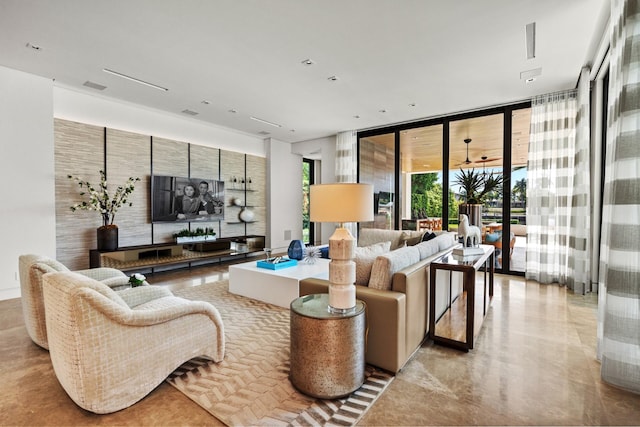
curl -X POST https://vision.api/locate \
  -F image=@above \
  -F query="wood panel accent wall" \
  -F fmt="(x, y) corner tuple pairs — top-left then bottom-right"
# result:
(188, 144), (222, 236)
(106, 128), (151, 248)
(150, 137), (189, 243)
(245, 154), (267, 237)
(54, 119), (104, 270)
(359, 139), (394, 192)
(220, 150), (246, 237)
(54, 119), (266, 270)
(359, 138), (395, 229)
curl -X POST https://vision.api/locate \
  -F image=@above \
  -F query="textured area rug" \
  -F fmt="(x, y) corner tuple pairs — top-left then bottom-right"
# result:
(168, 281), (394, 426)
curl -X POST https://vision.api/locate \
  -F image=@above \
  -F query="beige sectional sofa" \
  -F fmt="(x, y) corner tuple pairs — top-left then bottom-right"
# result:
(299, 228), (458, 373)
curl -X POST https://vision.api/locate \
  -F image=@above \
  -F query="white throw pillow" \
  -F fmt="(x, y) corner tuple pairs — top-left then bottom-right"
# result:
(415, 239), (440, 260)
(354, 241), (392, 286)
(437, 232), (456, 251)
(368, 246), (420, 291)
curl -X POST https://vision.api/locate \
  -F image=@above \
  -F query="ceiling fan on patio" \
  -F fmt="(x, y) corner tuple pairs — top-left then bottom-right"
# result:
(463, 138), (472, 165)
(474, 155), (502, 174)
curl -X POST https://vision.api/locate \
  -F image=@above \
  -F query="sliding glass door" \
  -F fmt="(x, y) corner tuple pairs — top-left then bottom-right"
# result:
(359, 133), (396, 230)
(357, 102), (530, 276)
(399, 125), (444, 232)
(302, 158), (314, 245)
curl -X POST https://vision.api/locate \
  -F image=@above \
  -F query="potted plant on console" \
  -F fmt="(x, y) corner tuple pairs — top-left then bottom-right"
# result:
(173, 227), (217, 244)
(68, 170), (140, 251)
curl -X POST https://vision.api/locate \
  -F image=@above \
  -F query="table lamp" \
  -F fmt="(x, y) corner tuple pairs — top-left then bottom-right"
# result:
(310, 183), (374, 312)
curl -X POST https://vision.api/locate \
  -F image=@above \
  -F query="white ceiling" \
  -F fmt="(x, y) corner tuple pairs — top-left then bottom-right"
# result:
(0, 0), (609, 144)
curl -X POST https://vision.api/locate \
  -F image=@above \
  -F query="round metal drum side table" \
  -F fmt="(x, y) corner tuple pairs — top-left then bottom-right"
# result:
(289, 293), (366, 399)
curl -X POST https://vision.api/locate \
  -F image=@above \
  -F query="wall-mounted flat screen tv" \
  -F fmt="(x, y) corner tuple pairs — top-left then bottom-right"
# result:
(152, 175), (225, 223)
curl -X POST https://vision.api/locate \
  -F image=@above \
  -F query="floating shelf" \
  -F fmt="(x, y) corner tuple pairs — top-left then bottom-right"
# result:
(227, 187), (257, 192)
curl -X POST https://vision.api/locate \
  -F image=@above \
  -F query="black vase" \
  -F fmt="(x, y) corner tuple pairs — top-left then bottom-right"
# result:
(97, 225), (118, 251)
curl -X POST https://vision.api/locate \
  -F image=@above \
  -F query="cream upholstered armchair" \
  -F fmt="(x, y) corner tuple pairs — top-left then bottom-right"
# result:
(18, 254), (131, 349)
(42, 271), (225, 414)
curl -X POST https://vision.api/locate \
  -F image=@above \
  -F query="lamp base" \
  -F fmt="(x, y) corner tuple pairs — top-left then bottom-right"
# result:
(328, 305), (356, 314)
(328, 281), (356, 314)
(328, 227), (357, 312)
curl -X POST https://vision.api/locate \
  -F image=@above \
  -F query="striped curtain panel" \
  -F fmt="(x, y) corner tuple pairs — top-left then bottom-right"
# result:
(525, 90), (578, 284)
(335, 130), (358, 235)
(597, 0), (640, 394)
(336, 130), (357, 184)
(566, 67), (593, 294)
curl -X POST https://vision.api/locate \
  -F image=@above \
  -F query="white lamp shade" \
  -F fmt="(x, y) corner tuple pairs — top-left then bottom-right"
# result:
(310, 183), (374, 223)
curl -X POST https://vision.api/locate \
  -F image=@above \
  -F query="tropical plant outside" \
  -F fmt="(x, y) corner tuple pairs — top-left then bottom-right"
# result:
(410, 173), (459, 223)
(302, 161), (311, 244)
(453, 168), (504, 205)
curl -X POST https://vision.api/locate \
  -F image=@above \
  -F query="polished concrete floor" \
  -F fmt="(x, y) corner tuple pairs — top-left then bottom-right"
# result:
(1, 263), (639, 426)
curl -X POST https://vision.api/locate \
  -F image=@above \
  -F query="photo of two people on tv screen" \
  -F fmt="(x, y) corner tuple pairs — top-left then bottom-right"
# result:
(152, 176), (225, 223)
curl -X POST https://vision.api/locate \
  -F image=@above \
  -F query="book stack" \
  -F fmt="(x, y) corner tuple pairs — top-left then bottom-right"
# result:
(452, 246), (484, 263)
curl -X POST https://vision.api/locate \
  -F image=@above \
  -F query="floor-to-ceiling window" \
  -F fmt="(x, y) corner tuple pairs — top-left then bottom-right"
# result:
(508, 107), (531, 273)
(358, 133), (396, 230)
(399, 125), (444, 231)
(302, 158), (314, 245)
(449, 113), (504, 230)
(357, 102), (530, 276)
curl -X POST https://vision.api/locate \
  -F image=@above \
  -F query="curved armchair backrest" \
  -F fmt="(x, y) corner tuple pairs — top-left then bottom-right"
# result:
(42, 271), (225, 414)
(19, 254), (132, 349)
(18, 254), (70, 349)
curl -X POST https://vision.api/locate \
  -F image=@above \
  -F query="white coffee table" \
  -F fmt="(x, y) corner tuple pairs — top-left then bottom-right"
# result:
(229, 258), (330, 308)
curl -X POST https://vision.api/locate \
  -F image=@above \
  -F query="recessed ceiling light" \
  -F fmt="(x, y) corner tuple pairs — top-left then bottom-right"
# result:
(290, 129), (296, 132)
(379, 109), (387, 113)
(26, 42), (42, 51)
(103, 68), (169, 91)
(228, 109), (237, 113)
(301, 59), (315, 66)
(327, 76), (339, 81)
(181, 109), (198, 116)
(409, 103), (416, 107)
(201, 100), (211, 105)
(354, 115), (361, 119)
(250, 116), (282, 128)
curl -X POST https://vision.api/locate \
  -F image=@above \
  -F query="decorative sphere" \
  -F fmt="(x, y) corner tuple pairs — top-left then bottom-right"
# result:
(239, 208), (254, 222)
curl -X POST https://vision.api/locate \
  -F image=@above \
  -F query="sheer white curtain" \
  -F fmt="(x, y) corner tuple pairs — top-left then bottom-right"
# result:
(597, 0), (640, 394)
(525, 90), (578, 284)
(566, 67), (593, 294)
(335, 130), (358, 235)
(336, 130), (357, 183)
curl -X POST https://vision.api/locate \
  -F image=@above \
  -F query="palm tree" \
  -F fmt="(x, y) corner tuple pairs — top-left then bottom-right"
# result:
(513, 178), (527, 206)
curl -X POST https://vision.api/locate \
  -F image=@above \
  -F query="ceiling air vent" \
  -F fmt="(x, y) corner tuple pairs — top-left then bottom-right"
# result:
(181, 109), (199, 116)
(525, 22), (536, 59)
(83, 80), (107, 91)
(520, 68), (542, 81)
